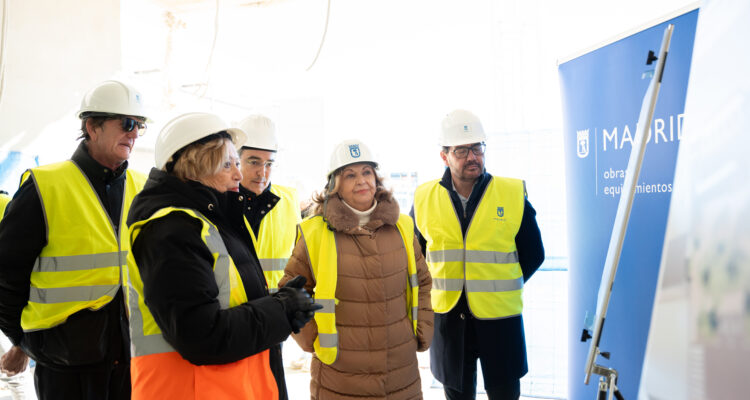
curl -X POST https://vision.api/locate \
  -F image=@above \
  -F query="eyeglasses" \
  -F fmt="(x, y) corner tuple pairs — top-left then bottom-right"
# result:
(245, 159), (275, 169)
(451, 143), (486, 159)
(117, 117), (147, 136)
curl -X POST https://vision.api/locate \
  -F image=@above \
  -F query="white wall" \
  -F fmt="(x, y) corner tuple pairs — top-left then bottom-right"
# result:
(0, 0), (121, 164)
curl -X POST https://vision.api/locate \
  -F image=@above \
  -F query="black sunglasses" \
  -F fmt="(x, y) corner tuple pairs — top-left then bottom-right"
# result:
(117, 117), (147, 136)
(84, 112), (147, 136)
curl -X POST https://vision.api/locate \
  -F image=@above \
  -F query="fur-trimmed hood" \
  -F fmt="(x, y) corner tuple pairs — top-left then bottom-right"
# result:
(321, 189), (400, 233)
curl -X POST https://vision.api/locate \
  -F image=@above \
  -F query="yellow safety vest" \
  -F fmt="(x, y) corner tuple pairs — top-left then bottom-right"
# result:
(413, 177), (525, 319)
(127, 207), (277, 400)
(298, 214), (419, 365)
(0, 193), (11, 219)
(244, 184), (300, 293)
(19, 161), (145, 331)
(127, 207), (250, 355)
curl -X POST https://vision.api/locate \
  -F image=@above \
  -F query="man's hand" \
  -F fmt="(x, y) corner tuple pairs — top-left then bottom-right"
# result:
(0, 345), (29, 376)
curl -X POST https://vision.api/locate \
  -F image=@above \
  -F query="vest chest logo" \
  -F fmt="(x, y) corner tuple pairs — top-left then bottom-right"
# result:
(349, 144), (361, 158)
(494, 206), (506, 222)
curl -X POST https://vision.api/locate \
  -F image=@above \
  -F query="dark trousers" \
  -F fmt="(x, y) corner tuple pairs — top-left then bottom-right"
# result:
(443, 316), (521, 400)
(34, 361), (130, 400)
(444, 380), (520, 400)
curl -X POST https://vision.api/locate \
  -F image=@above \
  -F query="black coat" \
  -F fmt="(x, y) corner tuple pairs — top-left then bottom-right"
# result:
(411, 168), (545, 391)
(127, 169), (291, 399)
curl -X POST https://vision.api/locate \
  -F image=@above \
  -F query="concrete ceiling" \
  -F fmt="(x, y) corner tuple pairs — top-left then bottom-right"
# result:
(148, 0), (280, 13)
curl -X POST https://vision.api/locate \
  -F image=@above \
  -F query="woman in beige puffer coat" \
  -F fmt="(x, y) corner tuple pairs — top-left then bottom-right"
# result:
(279, 140), (433, 400)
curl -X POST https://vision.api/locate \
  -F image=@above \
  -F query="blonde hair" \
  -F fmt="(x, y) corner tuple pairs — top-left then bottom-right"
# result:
(309, 163), (389, 216)
(171, 137), (231, 182)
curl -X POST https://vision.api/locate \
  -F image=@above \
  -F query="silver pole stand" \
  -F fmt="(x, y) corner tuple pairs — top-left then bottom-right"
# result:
(592, 363), (623, 400)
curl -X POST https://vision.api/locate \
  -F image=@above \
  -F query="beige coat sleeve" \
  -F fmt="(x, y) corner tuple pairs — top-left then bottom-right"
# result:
(278, 234), (318, 353)
(413, 234), (434, 351)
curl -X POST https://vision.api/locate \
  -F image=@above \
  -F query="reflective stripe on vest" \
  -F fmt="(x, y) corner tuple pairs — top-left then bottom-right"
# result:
(20, 161), (145, 331)
(413, 176), (525, 319)
(245, 184), (300, 293)
(127, 207), (278, 400)
(298, 214), (419, 365)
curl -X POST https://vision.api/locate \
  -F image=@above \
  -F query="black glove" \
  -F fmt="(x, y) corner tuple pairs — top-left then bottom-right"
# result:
(273, 276), (324, 333)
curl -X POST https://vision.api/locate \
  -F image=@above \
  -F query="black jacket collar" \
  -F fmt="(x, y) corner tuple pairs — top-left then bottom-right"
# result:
(239, 183), (279, 204)
(72, 141), (128, 184)
(438, 167), (493, 234)
(438, 167), (492, 199)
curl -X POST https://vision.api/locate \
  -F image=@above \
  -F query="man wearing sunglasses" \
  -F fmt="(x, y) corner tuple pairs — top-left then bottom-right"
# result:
(0, 80), (149, 400)
(411, 109), (545, 400)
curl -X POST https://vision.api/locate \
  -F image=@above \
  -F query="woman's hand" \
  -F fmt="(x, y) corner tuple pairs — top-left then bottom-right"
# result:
(273, 276), (324, 333)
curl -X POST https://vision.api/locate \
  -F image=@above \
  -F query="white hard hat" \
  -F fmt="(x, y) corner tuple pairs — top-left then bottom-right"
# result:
(236, 114), (278, 151)
(440, 109), (487, 147)
(155, 112), (246, 170)
(77, 80), (150, 121)
(328, 139), (378, 177)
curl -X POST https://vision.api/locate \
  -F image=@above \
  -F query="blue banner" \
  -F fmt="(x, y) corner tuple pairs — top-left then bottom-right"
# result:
(559, 9), (698, 400)
(0, 151), (39, 196)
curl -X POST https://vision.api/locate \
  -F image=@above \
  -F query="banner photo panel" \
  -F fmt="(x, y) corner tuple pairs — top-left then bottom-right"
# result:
(640, 1), (750, 398)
